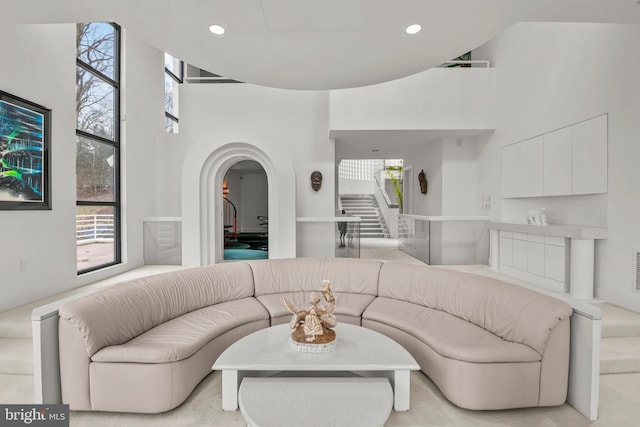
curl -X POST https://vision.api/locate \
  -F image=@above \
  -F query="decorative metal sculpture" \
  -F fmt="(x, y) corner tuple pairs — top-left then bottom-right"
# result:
(283, 280), (336, 344)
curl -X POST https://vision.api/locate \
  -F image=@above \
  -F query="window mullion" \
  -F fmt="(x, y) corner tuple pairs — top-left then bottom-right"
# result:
(75, 22), (121, 274)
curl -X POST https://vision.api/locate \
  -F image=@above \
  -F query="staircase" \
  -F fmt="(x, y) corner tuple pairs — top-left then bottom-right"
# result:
(340, 195), (388, 238)
(597, 302), (640, 374)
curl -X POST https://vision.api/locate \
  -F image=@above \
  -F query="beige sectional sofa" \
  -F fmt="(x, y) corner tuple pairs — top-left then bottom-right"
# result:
(58, 258), (572, 414)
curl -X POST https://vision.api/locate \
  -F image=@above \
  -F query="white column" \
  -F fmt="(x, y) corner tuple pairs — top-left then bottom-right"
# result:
(569, 239), (595, 300)
(489, 228), (500, 270)
(567, 311), (601, 421)
(32, 310), (62, 405)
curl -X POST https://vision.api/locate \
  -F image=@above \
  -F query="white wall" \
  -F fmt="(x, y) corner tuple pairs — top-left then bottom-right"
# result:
(405, 141), (443, 216)
(0, 26), (163, 311)
(0, 25), (77, 311)
(405, 137), (481, 217)
(120, 29), (165, 267)
(239, 172), (268, 232)
(173, 84), (334, 265)
(404, 138), (486, 264)
(442, 139), (478, 215)
(224, 169), (268, 233)
(441, 139), (486, 264)
(330, 68), (496, 131)
(474, 22), (640, 311)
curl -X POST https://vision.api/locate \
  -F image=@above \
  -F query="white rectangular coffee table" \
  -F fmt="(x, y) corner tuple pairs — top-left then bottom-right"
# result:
(212, 323), (419, 412)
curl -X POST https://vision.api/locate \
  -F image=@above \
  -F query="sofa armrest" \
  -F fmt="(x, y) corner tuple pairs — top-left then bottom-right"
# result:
(59, 317), (92, 410)
(538, 317), (570, 406)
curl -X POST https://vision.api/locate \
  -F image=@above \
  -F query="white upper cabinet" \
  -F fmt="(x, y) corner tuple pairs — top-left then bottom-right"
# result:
(502, 114), (607, 198)
(543, 127), (572, 196)
(572, 115), (608, 195)
(520, 136), (544, 197)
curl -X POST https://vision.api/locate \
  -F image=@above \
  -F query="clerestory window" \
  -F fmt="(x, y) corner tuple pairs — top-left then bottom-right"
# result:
(164, 53), (183, 134)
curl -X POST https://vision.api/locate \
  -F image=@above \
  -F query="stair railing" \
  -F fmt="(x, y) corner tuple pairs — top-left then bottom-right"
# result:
(223, 197), (237, 240)
(373, 170), (399, 209)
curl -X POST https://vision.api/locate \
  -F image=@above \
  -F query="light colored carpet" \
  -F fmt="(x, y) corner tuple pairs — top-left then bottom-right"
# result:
(58, 370), (640, 427)
(601, 336), (640, 374)
(360, 239), (426, 265)
(596, 302), (640, 338)
(0, 339), (32, 374)
(0, 374), (33, 405)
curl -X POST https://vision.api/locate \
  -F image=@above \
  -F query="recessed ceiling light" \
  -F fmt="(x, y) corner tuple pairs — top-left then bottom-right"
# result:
(209, 24), (226, 35)
(405, 24), (421, 35)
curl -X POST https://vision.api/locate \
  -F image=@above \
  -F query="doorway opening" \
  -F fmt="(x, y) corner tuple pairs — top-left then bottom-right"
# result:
(337, 159), (403, 250)
(222, 160), (269, 261)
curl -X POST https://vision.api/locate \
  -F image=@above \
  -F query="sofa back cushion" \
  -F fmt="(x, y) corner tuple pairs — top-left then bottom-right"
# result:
(377, 262), (572, 355)
(58, 263), (255, 356)
(248, 258), (382, 297)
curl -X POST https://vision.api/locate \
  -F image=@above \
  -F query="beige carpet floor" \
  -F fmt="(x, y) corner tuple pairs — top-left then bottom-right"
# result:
(59, 370), (639, 427)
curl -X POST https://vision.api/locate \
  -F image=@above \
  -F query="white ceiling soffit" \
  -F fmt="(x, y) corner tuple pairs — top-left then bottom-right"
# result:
(333, 129), (494, 161)
(2, 0), (640, 90)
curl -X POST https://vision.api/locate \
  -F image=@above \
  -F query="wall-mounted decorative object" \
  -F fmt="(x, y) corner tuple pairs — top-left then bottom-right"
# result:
(418, 169), (428, 194)
(311, 171), (322, 191)
(0, 90), (51, 210)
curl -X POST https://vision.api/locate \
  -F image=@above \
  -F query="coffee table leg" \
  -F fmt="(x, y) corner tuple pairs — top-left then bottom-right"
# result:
(394, 369), (411, 411)
(221, 369), (238, 411)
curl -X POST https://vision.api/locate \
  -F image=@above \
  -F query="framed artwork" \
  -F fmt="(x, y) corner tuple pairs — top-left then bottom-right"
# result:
(0, 90), (51, 210)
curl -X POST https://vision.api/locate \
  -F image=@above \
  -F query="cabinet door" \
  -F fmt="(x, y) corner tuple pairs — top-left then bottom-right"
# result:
(572, 115), (607, 195)
(513, 239), (528, 270)
(499, 237), (513, 267)
(545, 244), (566, 283)
(543, 127), (572, 196)
(502, 143), (521, 198)
(520, 136), (544, 197)
(527, 241), (545, 276)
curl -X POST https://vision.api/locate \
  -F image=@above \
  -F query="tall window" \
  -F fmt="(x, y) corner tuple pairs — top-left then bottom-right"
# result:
(164, 53), (183, 133)
(75, 23), (121, 273)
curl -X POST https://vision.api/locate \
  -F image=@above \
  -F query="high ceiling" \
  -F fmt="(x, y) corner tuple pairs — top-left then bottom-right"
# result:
(3, 0), (640, 90)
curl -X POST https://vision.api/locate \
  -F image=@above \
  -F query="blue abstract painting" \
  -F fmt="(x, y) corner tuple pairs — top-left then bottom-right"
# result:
(0, 91), (50, 209)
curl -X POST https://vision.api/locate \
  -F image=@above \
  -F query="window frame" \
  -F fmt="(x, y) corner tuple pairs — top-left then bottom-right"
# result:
(164, 54), (183, 133)
(76, 22), (122, 275)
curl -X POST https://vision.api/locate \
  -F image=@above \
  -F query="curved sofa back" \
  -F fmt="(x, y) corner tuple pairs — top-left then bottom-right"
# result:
(378, 262), (572, 355)
(247, 258), (382, 296)
(58, 263), (255, 356)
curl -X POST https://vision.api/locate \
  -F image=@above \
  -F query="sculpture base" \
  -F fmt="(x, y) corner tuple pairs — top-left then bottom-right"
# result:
(289, 336), (336, 353)
(291, 327), (336, 344)
(289, 327), (336, 353)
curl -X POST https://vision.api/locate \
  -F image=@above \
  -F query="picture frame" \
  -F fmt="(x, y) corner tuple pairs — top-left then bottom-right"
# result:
(0, 90), (51, 210)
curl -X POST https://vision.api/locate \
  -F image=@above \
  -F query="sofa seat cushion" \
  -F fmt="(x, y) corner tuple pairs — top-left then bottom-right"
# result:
(91, 298), (268, 363)
(364, 297), (541, 363)
(257, 292), (376, 320)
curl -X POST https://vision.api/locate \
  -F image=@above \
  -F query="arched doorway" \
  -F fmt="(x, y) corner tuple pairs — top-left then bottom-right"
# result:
(182, 141), (296, 266)
(222, 160), (269, 260)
